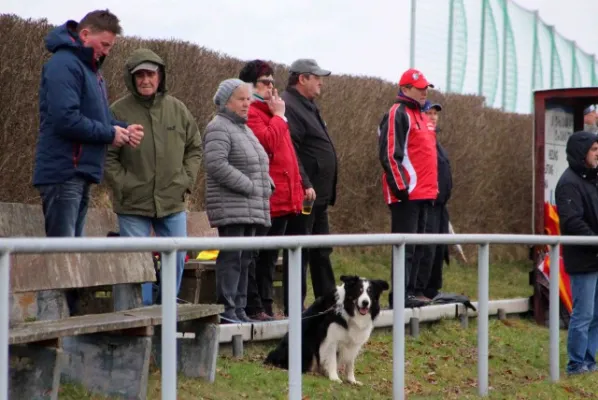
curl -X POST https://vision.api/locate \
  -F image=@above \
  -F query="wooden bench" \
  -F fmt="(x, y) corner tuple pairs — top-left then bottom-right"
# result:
(180, 211), (285, 309)
(1, 202), (223, 400)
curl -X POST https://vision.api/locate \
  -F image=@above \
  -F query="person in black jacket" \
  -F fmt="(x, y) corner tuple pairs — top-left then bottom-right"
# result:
(555, 130), (598, 375)
(418, 101), (453, 299)
(280, 59), (338, 316)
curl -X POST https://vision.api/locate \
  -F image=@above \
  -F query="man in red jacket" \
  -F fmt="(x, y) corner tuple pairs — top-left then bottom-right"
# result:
(378, 68), (438, 309)
(239, 60), (305, 320)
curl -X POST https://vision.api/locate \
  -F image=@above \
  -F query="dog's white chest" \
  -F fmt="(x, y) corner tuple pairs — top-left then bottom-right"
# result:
(328, 317), (373, 350)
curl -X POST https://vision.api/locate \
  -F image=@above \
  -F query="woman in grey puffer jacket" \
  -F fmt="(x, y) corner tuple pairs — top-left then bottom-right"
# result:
(204, 78), (273, 323)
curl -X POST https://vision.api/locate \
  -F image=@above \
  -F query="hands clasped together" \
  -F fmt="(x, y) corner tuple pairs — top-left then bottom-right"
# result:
(112, 124), (145, 148)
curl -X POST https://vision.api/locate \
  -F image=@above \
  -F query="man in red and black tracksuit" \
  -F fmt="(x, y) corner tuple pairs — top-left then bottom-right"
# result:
(378, 68), (438, 309)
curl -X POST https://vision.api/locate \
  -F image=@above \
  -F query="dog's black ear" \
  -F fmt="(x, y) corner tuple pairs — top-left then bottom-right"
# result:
(340, 275), (359, 285)
(371, 279), (390, 292)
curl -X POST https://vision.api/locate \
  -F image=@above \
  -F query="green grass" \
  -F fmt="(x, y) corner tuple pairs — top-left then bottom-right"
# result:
(61, 250), (578, 399)
(305, 249), (533, 305)
(61, 318), (598, 399)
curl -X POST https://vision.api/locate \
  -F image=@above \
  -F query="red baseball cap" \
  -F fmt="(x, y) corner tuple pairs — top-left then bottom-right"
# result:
(398, 68), (434, 89)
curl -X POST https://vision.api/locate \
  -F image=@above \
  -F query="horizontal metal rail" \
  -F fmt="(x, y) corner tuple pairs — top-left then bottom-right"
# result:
(0, 233), (573, 399)
(0, 232), (597, 253)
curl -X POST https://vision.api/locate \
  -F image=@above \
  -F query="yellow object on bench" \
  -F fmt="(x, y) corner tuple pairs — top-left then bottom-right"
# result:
(197, 250), (219, 261)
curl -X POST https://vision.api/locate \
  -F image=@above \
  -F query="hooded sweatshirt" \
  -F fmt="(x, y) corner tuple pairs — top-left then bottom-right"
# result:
(555, 130), (598, 274)
(33, 20), (128, 186)
(105, 48), (202, 218)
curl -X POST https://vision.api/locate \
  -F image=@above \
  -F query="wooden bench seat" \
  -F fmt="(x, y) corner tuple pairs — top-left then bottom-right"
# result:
(0, 202), (223, 400)
(9, 303), (222, 345)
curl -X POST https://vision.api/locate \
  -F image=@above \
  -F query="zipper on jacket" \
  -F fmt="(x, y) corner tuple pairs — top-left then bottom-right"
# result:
(72, 144), (82, 167)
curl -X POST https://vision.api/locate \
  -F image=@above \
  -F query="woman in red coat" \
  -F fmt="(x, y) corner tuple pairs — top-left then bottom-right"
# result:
(239, 60), (304, 320)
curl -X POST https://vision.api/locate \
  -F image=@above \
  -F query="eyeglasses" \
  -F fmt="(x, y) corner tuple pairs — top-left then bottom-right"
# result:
(257, 78), (275, 86)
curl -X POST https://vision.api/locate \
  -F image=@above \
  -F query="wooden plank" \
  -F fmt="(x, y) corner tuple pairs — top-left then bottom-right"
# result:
(108, 326), (154, 337)
(185, 256), (283, 270)
(184, 260), (216, 271)
(10, 253), (156, 293)
(9, 304), (223, 345)
(0, 202), (156, 292)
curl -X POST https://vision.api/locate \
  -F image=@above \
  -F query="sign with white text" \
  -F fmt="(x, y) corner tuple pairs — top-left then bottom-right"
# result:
(544, 105), (574, 205)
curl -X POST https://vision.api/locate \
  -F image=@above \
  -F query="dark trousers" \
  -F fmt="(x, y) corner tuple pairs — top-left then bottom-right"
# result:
(422, 204), (449, 298)
(388, 200), (434, 303)
(282, 204), (336, 315)
(37, 176), (90, 316)
(215, 224), (257, 314)
(246, 215), (291, 316)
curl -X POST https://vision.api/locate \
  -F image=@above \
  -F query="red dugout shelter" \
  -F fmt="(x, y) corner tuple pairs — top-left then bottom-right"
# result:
(531, 87), (598, 327)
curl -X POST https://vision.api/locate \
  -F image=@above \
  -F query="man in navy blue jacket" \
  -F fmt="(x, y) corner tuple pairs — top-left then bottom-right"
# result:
(32, 10), (144, 314)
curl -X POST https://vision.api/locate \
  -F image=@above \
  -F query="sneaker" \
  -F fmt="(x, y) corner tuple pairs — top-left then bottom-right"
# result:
(566, 365), (589, 376)
(263, 303), (275, 317)
(587, 363), (598, 372)
(405, 295), (430, 309)
(219, 311), (242, 324)
(236, 310), (258, 323)
(414, 295), (432, 303)
(250, 312), (274, 322)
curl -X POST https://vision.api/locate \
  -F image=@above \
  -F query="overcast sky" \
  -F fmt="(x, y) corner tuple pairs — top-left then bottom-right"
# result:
(4, 0), (598, 86)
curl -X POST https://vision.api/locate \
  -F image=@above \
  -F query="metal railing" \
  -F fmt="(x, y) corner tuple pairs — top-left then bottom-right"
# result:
(0, 232), (578, 399)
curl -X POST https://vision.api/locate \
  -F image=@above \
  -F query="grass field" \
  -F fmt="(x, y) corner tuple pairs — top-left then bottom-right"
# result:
(60, 250), (598, 399)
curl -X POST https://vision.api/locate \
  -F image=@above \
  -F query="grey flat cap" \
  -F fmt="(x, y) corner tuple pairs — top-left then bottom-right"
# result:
(131, 62), (159, 74)
(289, 59), (331, 76)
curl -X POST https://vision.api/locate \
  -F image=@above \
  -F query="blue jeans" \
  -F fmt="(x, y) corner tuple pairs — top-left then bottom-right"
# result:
(37, 176), (91, 315)
(118, 212), (187, 306)
(567, 272), (598, 374)
(37, 176), (90, 237)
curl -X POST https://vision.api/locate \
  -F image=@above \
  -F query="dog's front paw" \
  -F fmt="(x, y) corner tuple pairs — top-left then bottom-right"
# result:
(328, 375), (343, 384)
(347, 378), (363, 386)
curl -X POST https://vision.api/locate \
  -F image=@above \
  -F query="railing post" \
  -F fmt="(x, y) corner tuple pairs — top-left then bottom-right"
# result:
(549, 244), (560, 382)
(161, 250), (177, 400)
(392, 244), (406, 400)
(477, 243), (489, 396)
(0, 252), (9, 400)
(288, 247), (302, 400)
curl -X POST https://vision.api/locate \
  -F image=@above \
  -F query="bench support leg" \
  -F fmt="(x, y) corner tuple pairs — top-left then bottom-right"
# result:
(10, 344), (63, 400)
(112, 283), (144, 311)
(153, 317), (220, 382)
(61, 334), (151, 400)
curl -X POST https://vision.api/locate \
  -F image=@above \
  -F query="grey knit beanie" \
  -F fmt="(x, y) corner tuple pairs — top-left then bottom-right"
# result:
(213, 78), (245, 108)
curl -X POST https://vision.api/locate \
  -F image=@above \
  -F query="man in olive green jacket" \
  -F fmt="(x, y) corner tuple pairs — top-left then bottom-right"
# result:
(105, 48), (202, 306)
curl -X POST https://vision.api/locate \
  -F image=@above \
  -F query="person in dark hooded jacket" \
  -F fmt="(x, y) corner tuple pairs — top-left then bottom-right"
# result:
(32, 10), (142, 315)
(555, 130), (598, 375)
(418, 101), (452, 299)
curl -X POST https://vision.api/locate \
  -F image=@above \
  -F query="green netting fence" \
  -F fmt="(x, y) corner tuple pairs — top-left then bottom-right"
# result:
(411, 0), (598, 114)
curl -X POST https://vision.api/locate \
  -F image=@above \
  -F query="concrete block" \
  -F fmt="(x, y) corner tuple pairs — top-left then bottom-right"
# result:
(10, 344), (64, 400)
(153, 321), (219, 383)
(61, 334), (151, 400)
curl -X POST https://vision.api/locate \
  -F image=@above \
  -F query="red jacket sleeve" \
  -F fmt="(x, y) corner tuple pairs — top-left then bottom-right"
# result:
(246, 107), (287, 154)
(378, 104), (409, 196)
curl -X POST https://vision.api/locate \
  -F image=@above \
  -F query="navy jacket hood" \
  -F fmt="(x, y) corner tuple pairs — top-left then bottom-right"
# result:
(45, 21), (102, 70)
(566, 130), (598, 176)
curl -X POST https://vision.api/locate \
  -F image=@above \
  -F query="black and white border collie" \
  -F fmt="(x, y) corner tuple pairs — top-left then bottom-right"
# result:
(265, 275), (389, 385)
